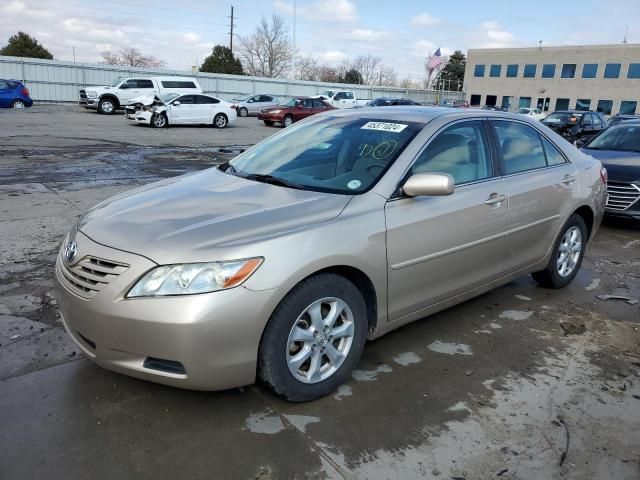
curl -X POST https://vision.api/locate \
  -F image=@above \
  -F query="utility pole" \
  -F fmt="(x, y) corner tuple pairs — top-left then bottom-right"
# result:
(292, 0), (297, 79)
(228, 5), (235, 52)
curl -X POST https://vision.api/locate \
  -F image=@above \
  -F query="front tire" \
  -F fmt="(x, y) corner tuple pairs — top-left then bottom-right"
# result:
(532, 214), (587, 288)
(11, 100), (26, 109)
(214, 113), (228, 128)
(151, 112), (167, 128)
(258, 273), (367, 402)
(98, 98), (117, 115)
(282, 115), (294, 127)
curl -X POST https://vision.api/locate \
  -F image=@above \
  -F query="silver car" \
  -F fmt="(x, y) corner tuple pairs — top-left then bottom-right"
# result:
(55, 108), (607, 401)
(234, 94), (279, 117)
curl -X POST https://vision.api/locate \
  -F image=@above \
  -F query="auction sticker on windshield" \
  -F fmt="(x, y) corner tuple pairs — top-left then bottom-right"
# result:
(361, 122), (408, 133)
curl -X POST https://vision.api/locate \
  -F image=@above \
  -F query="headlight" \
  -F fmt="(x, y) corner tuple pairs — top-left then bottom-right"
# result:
(86, 90), (98, 98)
(127, 258), (263, 297)
(269, 109), (281, 114)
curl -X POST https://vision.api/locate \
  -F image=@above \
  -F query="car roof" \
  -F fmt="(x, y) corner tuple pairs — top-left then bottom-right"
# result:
(553, 110), (589, 114)
(323, 106), (543, 123)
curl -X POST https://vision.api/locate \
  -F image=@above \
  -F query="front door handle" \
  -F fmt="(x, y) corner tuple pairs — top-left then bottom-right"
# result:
(485, 193), (506, 205)
(562, 175), (577, 185)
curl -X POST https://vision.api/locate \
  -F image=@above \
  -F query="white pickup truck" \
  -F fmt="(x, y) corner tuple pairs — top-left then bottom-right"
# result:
(80, 76), (202, 114)
(313, 90), (370, 109)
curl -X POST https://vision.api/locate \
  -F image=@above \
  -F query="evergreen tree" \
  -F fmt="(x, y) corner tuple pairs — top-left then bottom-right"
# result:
(200, 45), (244, 75)
(0, 32), (53, 59)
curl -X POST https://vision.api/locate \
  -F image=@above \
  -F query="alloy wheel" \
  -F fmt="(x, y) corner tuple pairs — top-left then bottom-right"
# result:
(557, 226), (582, 277)
(215, 114), (227, 128)
(12, 100), (25, 109)
(101, 101), (114, 113)
(283, 116), (293, 127)
(286, 297), (355, 384)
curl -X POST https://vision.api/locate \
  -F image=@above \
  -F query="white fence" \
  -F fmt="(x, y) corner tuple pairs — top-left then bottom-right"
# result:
(0, 55), (464, 104)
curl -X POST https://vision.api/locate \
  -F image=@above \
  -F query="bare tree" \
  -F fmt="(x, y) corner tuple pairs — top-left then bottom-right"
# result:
(377, 66), (398, 86)
(295, 54), (320, 81)
(317, 65), (339, 83)
(101, 47), (166, 68)
(352, 54), (382, 85)
(238, 15), (292, 78)
(399, 77), (422, 89)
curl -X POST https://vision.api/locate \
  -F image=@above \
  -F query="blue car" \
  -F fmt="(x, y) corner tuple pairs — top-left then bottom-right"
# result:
(0, 79), (33, 108)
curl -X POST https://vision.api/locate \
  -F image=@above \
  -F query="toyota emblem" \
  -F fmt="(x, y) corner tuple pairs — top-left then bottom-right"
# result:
(64, 241), (78, 263)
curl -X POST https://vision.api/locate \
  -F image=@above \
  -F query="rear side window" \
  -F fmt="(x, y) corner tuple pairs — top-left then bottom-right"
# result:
(312, 99), (327, 108)
(259, 95), (273, 102)
(410, 121), (493, 185)
(303, 99), (314, 108)
(196, 95), (219, 104)
(161, 81), (197, 89)
(493, 121), (547, 174)
(541, 137), (567, 166)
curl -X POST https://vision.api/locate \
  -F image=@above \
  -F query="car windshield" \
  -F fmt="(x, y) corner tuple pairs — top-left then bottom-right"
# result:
(110, 77), (125, 87)
(517, 108), (530, 114)
(161, 93), (179, 103)
(320, 90), (334, 98)
(234, 95), (251, 102)
(226, 116), (424, 194)
(584, 124), (640, 152)
(543, 112), (582, 124)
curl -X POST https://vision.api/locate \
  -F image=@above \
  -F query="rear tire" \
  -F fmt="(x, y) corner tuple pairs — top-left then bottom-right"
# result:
(532, 214), (587, 288)
(11, 100), (26, 109)
(214, 113), (228, 128)
(263, 120), (274, 126)
(258, 273), (367, 402)
(238, 107), (248, 117)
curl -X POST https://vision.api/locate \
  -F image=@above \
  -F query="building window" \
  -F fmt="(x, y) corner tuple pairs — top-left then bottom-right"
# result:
(627, 63), (640, 79)
(518, 97), (532, 108)
(485, 95), (497, 106)
(470, 94), (481, 106)
(490, 64), (501, 77)
(560, 64), (576, 78)
(541, 64), (556, 78)
(597, 100), (613, 115)
(604, 63), (621, 78)
(506, 64), (518, 77)
(620, 101), (637, 114)
(523, 64), (536, 78)
(576, 99), (591, 111)
(474, 65), (485, 77)
(555, 98), (570, 110)
(501, 96), (512, 110)
(582, 63), (598, 78)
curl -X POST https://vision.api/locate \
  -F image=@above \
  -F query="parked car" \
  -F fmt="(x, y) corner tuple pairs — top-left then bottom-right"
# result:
(233, 94), (279, 117)
(55, 107), (606, 401)
(80, 76), (202, 115)
(0, 79), (33, 108)
(607, 113), (640, 127)
(541, 110), (608, 143)
(481, 105), (507, 112)
(366, 97), (421, 107)
(581, 120), (640, 220)
(258, 97), (336, 127)
(516, 107), (546, 121)
(438, 99), (469, 108)
(125, 93), (236, 128)
(313, 90), (370, 109)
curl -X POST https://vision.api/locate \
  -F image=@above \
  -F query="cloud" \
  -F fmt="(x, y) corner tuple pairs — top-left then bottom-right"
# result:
(475, 20), (518, 47)
(274, 0), (358, 22)
(318, 50), (348, 64)
(410, 13), (442, 28)
(344, 29), (391, 41)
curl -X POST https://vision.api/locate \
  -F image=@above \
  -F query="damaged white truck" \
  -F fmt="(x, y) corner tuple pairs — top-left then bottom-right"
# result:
(79, 76), (202, 114)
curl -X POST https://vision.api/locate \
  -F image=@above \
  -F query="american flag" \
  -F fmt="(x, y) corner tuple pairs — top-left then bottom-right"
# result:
(427, 48), (444, 71)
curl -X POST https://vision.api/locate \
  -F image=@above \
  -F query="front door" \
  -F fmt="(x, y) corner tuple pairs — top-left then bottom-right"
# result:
(168, 95), (197, 123)
(490, 119), (578, 273)
(385, 120), (508, 321)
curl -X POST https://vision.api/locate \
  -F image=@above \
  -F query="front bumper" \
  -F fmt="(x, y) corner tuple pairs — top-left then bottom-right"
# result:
(125, 111), (152, 124)
(54, 232), (284, 391)
(83, 98), (98, 109)
(257, 112), (284, 122)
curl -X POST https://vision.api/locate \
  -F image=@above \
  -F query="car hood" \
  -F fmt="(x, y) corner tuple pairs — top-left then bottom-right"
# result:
(581, 148), (640, 182)
(128, 94), (162, 106)
(78, 167), (351, 264)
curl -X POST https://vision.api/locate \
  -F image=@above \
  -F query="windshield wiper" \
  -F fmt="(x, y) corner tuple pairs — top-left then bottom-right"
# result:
(244, 173), (306, 190)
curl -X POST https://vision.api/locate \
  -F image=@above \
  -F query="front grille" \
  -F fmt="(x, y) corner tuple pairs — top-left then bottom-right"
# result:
(58, 255), (128, 298)
(606, 181), (640, 211)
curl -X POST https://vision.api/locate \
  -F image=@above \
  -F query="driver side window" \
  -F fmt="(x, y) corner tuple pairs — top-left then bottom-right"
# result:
(410, 121), (493, 185)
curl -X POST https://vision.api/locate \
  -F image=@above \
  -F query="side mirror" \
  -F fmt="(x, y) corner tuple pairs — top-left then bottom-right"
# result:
(172, 101), (181, 106)
(403, 173), (454, 197)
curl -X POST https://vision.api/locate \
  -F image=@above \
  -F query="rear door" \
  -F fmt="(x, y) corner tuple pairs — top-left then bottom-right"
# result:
(195, 94), (220, 123)
(489, 119), (578, 273)
(385, 119), (508, 320)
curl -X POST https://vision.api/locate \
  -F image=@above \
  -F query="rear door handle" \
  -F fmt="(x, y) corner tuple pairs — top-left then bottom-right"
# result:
(485, 193), (506, 205)
(562, 175), (576, 185)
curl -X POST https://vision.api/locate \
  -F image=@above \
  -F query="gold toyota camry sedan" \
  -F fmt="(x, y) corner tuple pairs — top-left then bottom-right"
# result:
(55, 107), (607, 401)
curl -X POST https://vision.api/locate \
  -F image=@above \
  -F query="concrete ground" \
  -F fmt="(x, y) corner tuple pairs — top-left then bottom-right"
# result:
(1, 105), (639, 480)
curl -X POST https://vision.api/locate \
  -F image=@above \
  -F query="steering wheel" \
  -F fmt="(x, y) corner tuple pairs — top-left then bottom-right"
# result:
(365, 162), (387, 175)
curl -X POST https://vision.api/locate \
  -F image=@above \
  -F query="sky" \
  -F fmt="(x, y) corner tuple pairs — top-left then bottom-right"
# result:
(1, 0), (639, 81)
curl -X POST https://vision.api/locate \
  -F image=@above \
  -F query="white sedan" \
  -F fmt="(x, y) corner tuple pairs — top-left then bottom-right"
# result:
(516, 107), (546, 121)
(126, 93), (237, 128)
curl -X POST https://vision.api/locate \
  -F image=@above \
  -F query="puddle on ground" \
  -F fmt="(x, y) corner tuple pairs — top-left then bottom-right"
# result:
(428, 341), (473, 356)
(515, 294), (531, 301)
(245, 410), (284, 435)
(283, 414), (321, 433)
(489, 323), (502, 329)
(334, 384), (353, 400)
(392, 351), (422, 366)
(585, 278), (601, 291)
(352, 364), (393, 382)
(499, 310), (533, 321)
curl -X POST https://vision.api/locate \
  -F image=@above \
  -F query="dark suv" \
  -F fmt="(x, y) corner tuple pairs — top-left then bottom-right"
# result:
(541, 110), (607, 143)
(366, 97), (421, 107)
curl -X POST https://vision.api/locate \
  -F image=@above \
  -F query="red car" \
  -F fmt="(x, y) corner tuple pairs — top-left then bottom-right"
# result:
(258, 97), (336, 127)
